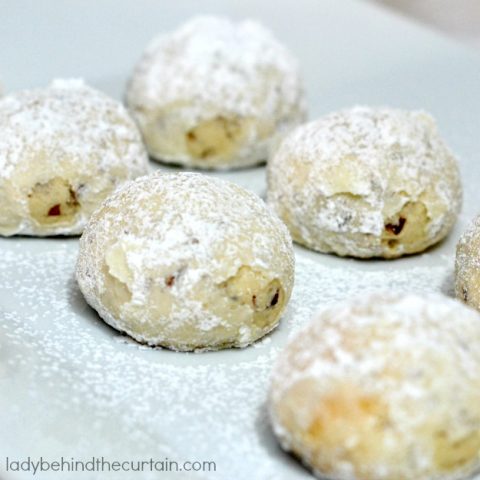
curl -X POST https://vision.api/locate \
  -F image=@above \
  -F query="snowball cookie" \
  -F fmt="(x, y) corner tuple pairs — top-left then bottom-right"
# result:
(0, 79), (149, 236)
(76, 172), (294, 351)
(456, 215), (480, 312)
(269, 293), (480, 480)
(267, 107), (462, 258)
(125, 15), (305, 170)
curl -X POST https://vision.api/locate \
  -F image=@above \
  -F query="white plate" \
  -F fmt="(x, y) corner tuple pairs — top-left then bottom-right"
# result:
(1, 1), (480, 479)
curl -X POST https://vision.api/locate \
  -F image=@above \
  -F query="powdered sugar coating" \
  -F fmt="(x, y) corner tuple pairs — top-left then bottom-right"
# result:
(0, 236), (470, 479)
(456, 214), (480, 311)
(267, 106), (462, 258)
(126, 15), (306, 169)
(0, 78), (149, 236)
(76, 172), (295, 351)
(269, 292), (480, 480)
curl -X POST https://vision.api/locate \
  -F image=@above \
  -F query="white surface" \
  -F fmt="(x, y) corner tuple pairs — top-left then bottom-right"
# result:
(1, 1), (480, 479)
(369, 0), (480, 49)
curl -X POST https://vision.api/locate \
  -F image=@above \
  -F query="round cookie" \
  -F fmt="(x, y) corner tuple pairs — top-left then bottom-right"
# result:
(269, 293), (480, 480)
(76, 172), (294, 351)
(456, 214), (480, 311)
(0, 79), (149, 236)
(126, 15), (305, 170)
(267, 106), (462, 258)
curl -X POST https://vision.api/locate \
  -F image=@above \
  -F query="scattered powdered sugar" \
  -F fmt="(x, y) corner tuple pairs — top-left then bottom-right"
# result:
(288, 253), (455, 334)
(0, 229), (464, 479)
(267, 106), (462, 257)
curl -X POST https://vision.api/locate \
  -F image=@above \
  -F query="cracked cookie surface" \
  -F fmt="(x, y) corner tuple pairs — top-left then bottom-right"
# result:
(267, 106), (462, 258)
(76, 172), (294, 351)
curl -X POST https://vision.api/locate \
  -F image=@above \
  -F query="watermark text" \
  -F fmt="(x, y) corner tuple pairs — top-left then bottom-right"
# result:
(4, 456), (216, 475)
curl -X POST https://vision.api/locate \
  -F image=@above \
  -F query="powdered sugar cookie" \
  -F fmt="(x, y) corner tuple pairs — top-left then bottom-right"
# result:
(267, 107), (462, 258)
(76, 172), (294, 351)
(269, 292), (480, 480)
(0, 79), (149, 236)
(456, 214), (480, 312)
(126, 16), (305, 170)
